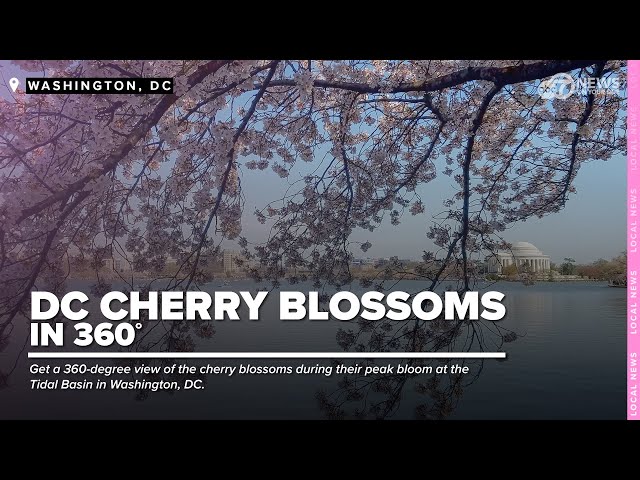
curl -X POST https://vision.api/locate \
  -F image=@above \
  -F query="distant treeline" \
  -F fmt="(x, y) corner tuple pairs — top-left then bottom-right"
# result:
(570, 252), (626, 280)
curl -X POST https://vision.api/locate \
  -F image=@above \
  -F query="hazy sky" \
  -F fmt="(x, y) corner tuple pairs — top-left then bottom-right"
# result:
(237, 152), (626, 265)
(1, 60), (626, 265)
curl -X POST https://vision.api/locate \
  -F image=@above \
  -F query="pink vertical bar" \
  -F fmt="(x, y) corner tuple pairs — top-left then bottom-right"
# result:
(629, 60), (639, 420)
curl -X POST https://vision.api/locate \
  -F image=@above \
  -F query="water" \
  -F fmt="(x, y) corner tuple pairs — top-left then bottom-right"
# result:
(0, 280), (626, 419)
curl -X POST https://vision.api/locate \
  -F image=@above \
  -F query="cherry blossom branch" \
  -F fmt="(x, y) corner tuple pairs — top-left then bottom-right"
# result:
(182, 62), (279, 291)
(0, 190), (90, 338)
(559, 62), (606, 203)
(15, 60), (230, 225)
(518, 62), (607, 220)
(267, 60), (601, 94)
(461, 84), (502, 290)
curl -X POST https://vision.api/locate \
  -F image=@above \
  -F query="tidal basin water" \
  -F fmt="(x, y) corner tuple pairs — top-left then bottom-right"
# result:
(2, 280), (626, 419)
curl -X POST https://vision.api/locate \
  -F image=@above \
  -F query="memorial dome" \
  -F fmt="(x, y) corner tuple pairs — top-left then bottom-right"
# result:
(506, 242), (544, 256)
(486, 241), (551, 274)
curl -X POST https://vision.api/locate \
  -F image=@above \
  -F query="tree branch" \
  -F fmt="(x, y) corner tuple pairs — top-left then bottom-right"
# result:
(267, 60), (601, 95)
(461, 84), (502, 291)
(15, 60), (230, 225)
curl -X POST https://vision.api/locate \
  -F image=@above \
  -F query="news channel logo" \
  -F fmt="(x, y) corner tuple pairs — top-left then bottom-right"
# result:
(537, 73), (621, 100)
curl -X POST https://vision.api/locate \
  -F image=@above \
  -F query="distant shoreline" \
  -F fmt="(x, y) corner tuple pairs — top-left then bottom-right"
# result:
(65, 273), (609, 284)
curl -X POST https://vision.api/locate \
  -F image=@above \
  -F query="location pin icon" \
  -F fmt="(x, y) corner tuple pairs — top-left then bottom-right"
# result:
(9, 77), (19, 92)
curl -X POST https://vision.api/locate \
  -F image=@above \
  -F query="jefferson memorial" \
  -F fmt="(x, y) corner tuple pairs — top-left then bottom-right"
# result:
(485, 241), (551, 274)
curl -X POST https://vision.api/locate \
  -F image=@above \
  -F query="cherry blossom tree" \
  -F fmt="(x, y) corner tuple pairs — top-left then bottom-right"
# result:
(0, 60), (626, 402)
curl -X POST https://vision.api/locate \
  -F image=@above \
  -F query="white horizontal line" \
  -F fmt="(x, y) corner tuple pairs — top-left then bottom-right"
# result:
(28, 352), (506, 359)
